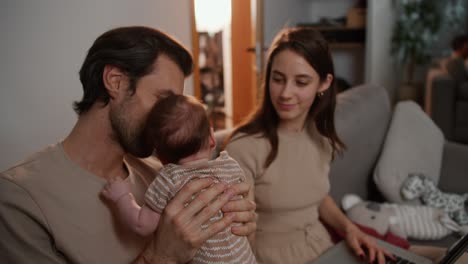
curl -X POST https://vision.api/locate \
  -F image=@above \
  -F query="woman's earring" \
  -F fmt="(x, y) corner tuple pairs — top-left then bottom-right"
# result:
(318, 92), (324, 98)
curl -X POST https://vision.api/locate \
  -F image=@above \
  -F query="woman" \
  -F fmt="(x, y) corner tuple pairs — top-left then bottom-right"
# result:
(225, 27), (392, 264)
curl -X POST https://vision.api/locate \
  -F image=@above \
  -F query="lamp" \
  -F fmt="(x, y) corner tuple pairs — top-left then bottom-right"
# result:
(194, 0), (231, 34)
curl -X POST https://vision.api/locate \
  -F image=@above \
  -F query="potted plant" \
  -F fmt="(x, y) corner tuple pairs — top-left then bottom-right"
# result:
(391, 0), (466, 101)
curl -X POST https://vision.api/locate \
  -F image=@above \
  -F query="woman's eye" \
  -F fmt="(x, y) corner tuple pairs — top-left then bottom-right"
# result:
(272, 77), (284, 83)
(296, 81), (308, 86)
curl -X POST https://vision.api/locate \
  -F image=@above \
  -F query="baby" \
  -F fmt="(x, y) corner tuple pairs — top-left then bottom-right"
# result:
(101, 92), (256, 264)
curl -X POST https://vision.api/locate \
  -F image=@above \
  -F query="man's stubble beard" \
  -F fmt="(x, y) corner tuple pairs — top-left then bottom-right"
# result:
(109, 99), (153, 158)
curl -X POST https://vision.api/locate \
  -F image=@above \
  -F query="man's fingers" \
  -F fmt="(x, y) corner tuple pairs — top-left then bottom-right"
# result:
(222, 199), (256, 212)
(160, 179), (256, 251)
(231, 221), (256, 236)
(171, 182), (229, 228)
(188, 186), (235, 228)
(199, 213), (235, 242)
(224, 210), (257, 223)
(226, 182), (250, 196)
(168, 178), (216, 209)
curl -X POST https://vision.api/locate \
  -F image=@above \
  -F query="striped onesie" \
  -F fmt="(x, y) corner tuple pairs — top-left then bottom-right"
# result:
(145, 151), (256, 264)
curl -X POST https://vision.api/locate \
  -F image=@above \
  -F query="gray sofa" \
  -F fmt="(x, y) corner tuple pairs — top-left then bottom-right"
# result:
(425, 56), (468, 144)
(214, 84), (468, 248)
(431, 74), (468, 144)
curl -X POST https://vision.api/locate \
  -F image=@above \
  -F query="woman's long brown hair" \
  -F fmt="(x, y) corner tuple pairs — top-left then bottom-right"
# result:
(226, 27), (345, 168)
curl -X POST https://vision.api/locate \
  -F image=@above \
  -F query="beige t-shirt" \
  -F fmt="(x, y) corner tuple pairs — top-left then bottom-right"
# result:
(226, 127), (334, 264)
(0, 143), (160, 264)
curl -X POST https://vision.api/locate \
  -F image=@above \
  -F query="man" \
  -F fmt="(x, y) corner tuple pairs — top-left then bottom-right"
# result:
(425, 34), (468, 115)
(0, 26), (256, 263)
(446, 34), (468, 81)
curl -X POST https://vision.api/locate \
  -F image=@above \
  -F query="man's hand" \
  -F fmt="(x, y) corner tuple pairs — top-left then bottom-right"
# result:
(149, 178), (237, 263)
(221, 182), (257, 236)
(136, 179), (257, 264)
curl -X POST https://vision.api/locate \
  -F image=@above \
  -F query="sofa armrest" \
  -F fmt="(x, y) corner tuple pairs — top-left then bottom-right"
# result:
(213, 128), (234, 158)
(458, 81), (468, 99)
(438, 140), (468, 194)
(431, 76), (456, 140)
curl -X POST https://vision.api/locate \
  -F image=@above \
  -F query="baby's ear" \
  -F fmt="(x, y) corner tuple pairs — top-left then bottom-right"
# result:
(208, 127), (216, 150)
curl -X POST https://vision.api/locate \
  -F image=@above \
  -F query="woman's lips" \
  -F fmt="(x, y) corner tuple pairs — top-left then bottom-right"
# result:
(277, 102), (296, 111)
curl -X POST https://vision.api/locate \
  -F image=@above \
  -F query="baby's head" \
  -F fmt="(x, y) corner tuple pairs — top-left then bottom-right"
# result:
(145, 92), (214, 164)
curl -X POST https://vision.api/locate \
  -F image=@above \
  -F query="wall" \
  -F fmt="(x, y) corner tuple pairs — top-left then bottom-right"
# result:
(0, 0), (192, 171)
(263, 0), (399, 98)
(263, 0), (307, 45)
(365, 0), (398, 101)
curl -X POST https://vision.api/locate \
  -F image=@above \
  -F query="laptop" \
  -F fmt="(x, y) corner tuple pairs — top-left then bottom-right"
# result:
(311, 233), (468, 264)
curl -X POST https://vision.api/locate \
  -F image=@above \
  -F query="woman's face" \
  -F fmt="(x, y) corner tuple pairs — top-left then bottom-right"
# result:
(269, 49), (332, 131)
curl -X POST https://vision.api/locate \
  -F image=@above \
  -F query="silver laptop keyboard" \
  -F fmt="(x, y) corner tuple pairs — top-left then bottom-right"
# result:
(385, 255), (416, 264)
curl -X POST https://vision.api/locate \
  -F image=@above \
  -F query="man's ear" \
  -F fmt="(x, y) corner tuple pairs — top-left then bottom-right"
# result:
(103, 65), (127, 99)
(318, 73), (334, 93)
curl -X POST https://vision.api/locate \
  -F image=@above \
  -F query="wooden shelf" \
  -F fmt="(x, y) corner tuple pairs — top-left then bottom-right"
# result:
(298, 25), (365, 31)
(329, 42), (364, 49)
(297, 24), (366, 46)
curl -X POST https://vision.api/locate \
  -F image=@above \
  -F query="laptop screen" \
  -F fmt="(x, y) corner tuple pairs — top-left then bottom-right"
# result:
(439, 233), (468, 264)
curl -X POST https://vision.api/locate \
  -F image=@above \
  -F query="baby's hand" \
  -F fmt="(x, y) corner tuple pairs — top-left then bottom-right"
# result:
(101, 177), (131, 203)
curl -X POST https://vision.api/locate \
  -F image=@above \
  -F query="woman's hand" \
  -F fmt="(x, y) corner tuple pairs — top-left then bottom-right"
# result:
(318, 195), (395, 264)
(344, 225), (394, 264)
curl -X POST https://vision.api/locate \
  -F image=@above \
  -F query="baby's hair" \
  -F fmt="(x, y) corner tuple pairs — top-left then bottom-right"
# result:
(144, 92), (211, 164)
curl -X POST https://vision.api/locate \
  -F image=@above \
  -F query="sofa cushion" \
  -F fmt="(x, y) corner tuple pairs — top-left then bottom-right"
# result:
(455, 101), (468, 143)
(329, 84), (392, 202)
(455, 101), (468, 124)
(439, 141), (468, 194)
(213, 128), (233, 159)
(446, 57), (468, 82)
(458, 82), (468, 100)
(373, 101), (445, 204)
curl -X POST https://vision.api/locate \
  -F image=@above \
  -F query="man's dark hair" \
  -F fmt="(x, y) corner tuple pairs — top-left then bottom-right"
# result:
(144, 92), (211, 164)
(451, 34), (468, 51)
(74, 26), (193, 115)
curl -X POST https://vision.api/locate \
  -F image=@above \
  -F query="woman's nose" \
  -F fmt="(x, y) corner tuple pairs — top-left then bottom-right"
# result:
(280, 82), (293, 98)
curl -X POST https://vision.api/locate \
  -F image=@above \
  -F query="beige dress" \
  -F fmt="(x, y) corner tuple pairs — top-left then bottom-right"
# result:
(226, 127), (334, 264)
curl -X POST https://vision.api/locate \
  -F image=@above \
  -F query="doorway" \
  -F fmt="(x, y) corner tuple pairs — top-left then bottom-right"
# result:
(191, 0), (264, 130)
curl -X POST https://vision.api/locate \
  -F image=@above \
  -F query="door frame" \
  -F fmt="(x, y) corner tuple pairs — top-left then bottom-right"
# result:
(191, 0), (264, 127)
